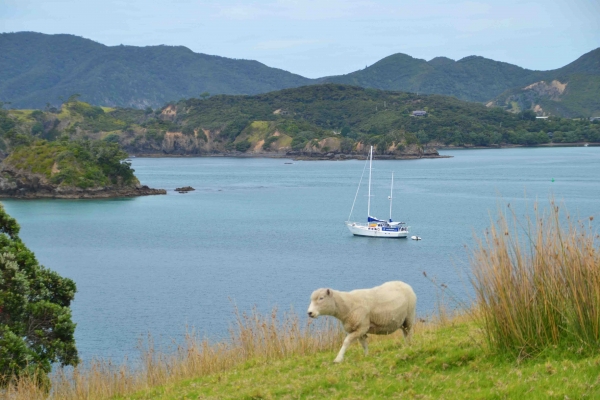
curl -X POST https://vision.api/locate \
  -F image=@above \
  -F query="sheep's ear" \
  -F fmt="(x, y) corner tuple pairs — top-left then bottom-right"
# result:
(326, 289), (331, 296)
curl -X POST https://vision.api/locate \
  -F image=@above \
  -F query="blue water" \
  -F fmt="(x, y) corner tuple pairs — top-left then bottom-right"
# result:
(2, 147), (599, 361)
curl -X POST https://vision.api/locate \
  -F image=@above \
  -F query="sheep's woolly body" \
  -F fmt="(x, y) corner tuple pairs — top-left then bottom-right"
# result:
(307, 281), (416, 362)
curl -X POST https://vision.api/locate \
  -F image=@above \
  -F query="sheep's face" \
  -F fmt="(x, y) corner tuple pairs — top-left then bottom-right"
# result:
(307, 288), (335, 318)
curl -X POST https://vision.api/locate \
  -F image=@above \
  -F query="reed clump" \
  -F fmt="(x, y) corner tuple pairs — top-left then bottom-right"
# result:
(0, 307), (342, 400)
(471, 201), (600, 357)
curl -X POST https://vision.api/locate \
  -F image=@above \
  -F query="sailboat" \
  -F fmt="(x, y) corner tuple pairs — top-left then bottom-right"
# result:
(345, 146), (409, 238)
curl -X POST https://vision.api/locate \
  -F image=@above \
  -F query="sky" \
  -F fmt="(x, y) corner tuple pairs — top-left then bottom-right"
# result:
(1, 0), (599, 78)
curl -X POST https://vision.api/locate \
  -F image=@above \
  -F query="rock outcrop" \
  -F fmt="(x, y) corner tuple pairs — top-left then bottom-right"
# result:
(175, 186), (195, 193)
(0, 165), (166, 199)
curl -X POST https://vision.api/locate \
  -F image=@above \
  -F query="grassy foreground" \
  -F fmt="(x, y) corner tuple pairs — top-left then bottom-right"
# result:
(124, 317), (600, 400)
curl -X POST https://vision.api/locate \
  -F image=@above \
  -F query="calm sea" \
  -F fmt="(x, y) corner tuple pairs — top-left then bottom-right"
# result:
(2, 147), (599, 361)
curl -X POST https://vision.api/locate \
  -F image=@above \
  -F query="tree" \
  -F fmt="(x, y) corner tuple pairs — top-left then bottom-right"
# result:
(199, 92), (210, 100)
(66, 93), (81, 104)
(0, 206), (78, 386)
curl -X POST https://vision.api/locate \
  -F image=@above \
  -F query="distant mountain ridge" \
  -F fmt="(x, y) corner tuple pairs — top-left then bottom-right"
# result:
(323, 48), (600, 111)
(1, 32), (599, 116)
(0, 32), (312, 109)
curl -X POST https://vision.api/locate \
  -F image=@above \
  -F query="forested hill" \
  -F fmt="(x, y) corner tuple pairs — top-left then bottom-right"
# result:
(2, 85), (598, 159)
(0, 32), (312, 109)
(322, 48), (600, 111)
(322, 53), (540, 102)
(1, 32), (598, 117)
(488, 48), (600, 118)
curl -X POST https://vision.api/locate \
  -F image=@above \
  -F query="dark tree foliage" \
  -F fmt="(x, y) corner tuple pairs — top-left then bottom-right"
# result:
(0, 205), (78, 385)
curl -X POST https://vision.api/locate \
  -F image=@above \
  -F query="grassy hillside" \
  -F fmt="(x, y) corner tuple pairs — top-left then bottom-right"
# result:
(0, 32), (312, 109)
(2, 85), (599, 158)
(132, 321), (600, 400)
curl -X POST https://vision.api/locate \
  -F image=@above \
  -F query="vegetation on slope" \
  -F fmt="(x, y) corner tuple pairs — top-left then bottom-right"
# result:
(323, 53), (544, 103)
(492, 74), (600, 118)
(2, 85), (599, 158)
(0, 32), (312, 109)
(3, 139), (137, 189)
(1, 32), (598, 118)
(168, 84), (600, 149)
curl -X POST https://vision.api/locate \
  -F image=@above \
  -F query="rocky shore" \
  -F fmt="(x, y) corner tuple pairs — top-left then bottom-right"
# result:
(129, 144), (448, 160)
(0, 166), (166, 199)
(284, 148), (448, 160)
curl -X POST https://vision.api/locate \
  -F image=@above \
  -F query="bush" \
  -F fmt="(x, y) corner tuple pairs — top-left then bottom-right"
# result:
(31, 122), (44, 136)
(262, 135), (279, 150)
(235, 140), (252, 152)
(0, 205), (78, 386)
(103, 133), (120, 143)
(181, 125), (195, 136)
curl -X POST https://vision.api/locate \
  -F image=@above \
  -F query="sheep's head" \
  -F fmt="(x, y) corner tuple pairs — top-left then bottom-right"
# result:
(307, 288), (335, 318)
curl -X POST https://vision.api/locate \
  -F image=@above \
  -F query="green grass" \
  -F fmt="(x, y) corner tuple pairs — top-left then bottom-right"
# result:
(123, 319), (600, 399)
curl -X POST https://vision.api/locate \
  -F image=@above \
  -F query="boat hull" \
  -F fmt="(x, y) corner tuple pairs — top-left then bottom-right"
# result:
(346, 223), (408, 238)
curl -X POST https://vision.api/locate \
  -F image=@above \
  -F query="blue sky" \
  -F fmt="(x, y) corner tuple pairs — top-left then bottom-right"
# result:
(1, 0), (598, 78)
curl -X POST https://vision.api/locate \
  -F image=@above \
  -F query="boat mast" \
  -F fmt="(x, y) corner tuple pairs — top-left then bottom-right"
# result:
(389, 172), (394, 221)
(367, 146), (372, 217)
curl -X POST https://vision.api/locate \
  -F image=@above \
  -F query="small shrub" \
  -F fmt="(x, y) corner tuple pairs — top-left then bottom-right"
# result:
(103, 133), (120, 143)
(181, 126), (195, 136)
(235, 140), (252, 152)
(262, 135), (279, 150)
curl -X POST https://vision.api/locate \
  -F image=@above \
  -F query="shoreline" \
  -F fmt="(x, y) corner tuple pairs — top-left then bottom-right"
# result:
(127, 152), (451, 161)
(0, 186), (167, 200)
(127, 142), (599, 159)
(437, 142), (600, 150)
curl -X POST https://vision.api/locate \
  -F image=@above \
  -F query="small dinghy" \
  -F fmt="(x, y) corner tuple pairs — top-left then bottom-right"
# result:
(411, 236), (421, 240)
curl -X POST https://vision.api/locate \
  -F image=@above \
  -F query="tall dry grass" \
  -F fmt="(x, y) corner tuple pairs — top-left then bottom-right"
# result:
(0, 307), (343, 400)
(471, 201), (600, 357)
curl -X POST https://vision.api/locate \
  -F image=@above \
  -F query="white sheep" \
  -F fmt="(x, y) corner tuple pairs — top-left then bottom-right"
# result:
(307, 281), (417, 363)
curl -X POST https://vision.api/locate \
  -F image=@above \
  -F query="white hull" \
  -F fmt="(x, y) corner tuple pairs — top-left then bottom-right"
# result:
(346, 222), (408, 238)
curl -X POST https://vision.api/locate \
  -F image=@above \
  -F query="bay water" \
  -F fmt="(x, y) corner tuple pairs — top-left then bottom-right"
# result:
(2, 147), (599, 361)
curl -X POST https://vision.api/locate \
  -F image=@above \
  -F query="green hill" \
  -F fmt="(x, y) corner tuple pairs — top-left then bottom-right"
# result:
(1, 32), (599, 117)
(323, 48), (600, 118)
(488, 49), (600, 118)
(0, 32), (312, 109)
(2, 139), (136, 189)
(2, 85), (598, 158)
(322, 53), (543, 103)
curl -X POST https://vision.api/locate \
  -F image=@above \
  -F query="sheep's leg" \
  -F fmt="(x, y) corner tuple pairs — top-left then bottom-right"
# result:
(402, 316), (414, 345)
(334, 330), (366, 363)
(359, 334), (369, 355)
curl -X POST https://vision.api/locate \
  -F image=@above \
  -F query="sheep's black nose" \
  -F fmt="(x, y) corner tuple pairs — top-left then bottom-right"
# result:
(308, 311), (313, 317)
